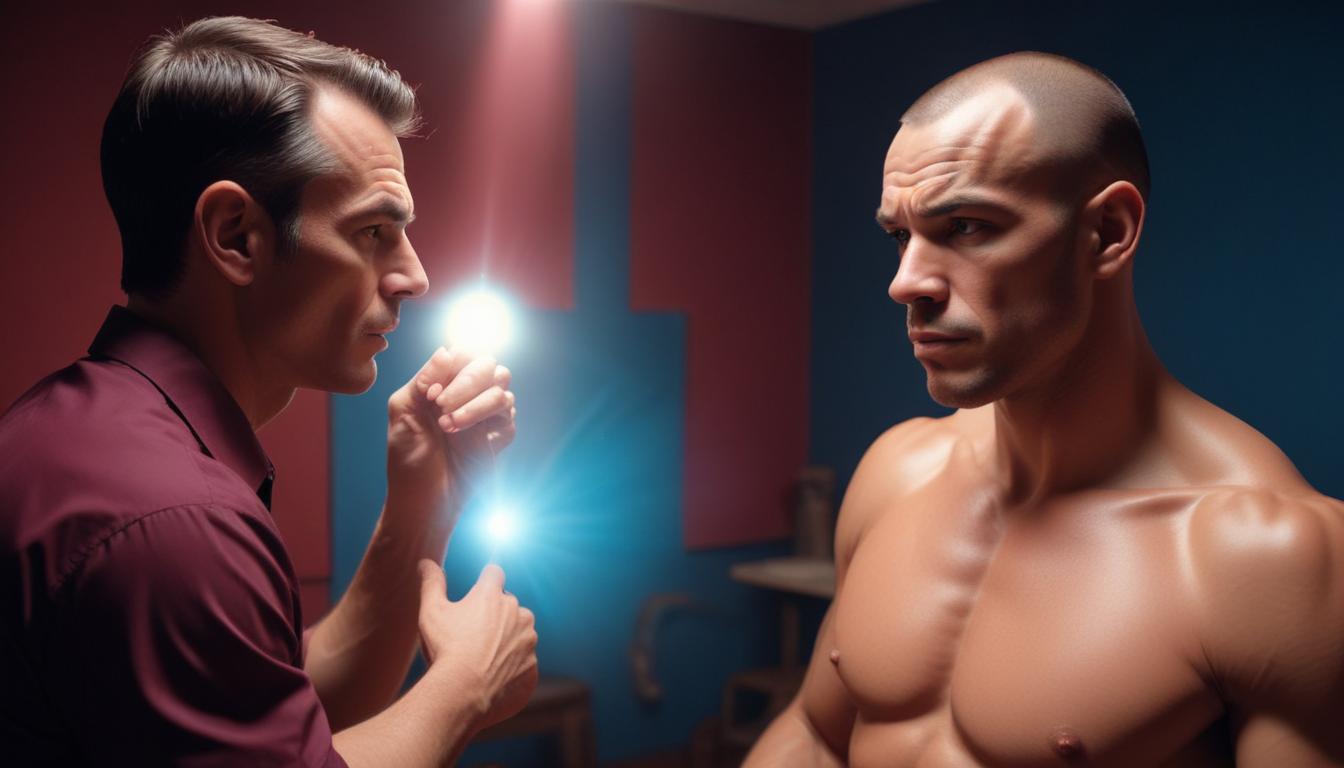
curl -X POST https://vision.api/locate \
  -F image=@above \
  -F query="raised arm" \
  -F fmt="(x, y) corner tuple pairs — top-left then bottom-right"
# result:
(305, 347), (517, 729)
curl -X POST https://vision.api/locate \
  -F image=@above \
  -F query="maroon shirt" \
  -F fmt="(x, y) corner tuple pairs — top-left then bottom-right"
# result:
(0, 306), (346, 767)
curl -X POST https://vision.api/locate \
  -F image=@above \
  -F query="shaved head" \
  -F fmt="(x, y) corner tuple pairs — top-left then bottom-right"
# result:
(902, 52), (1150, 202)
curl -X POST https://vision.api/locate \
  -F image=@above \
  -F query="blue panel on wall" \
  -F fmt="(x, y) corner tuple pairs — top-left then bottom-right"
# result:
(335, 2), (789, 763)
(811, 0), (1344, 498)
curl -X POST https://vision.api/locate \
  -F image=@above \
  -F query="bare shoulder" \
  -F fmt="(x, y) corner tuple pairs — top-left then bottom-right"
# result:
(1187, 486), (1344, 694)
(834, 411), (974, 571)
(1159, 383), (1308, 487)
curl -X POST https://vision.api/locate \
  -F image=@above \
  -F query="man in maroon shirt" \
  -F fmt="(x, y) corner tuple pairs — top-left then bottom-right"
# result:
(0, 17), (537, 766)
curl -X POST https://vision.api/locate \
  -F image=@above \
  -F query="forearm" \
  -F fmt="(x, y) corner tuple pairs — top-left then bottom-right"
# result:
(306, 498), (455, 729)
(745, 704), (845, 768)
(332, 663), (485, 768)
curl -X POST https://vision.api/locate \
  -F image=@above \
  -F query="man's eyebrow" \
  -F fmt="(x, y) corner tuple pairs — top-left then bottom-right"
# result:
(875, 195), (1008, 230)
(353, 198), (416, 225)
(913, 195), (1005, 218)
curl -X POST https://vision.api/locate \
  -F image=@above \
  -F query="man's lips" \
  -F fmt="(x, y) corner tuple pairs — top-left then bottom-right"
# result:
(908, 329), (971, 363)
(367, 321), (399, 335)
(908, 330), (966, 344)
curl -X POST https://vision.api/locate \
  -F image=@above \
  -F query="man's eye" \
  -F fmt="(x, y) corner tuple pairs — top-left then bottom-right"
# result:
(887, 228), (911, 247)
(951, 219), (985, 236)
(362, 225), (383, 241)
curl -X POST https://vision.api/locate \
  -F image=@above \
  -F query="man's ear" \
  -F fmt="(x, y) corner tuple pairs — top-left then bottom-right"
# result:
(193, 181), (276, 287)
(1084, 180), (1145, 280)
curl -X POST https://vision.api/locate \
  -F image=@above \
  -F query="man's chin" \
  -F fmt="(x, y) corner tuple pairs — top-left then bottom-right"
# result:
(925, 370), (999, 409)
(322, 361), (378, 396)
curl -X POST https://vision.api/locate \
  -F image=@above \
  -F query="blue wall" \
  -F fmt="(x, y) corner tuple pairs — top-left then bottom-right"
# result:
(331, 1), (1343, 762)
(332, 3), (790, 763)
(811, 0), (1344, 497)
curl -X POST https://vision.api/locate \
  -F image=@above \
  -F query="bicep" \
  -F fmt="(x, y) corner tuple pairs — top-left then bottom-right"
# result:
(1235, 713), (1344, 767)
(61, 506), (344, 767)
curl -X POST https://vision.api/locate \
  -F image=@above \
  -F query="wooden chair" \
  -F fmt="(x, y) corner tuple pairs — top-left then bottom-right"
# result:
(470, 675), (595, 768)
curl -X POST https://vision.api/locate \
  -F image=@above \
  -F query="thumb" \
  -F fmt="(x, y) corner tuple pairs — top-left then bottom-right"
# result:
(468, 562), (506, 597)
(418, 559), (447, 607)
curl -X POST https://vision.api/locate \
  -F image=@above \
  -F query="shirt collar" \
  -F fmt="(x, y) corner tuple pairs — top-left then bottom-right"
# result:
(88, 306), (274, 506)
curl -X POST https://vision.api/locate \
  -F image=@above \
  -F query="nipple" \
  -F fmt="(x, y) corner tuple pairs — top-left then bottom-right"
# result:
(1049, 727), (1084, 760)
(828, 648), (841, 666)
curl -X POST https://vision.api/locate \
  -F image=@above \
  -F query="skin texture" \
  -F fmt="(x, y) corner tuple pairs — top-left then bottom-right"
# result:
(129, 85), (536, 767)
(746, 59), (1344, 767)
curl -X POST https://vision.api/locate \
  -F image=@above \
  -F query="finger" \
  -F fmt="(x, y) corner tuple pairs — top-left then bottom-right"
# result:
(469, 562), (506, 595)
(493, 365), (512, 389)
(486, 422), (517, 452)
(434, 356), (499, 418)
(417, 559), (447, 606)
(478, 402), (516, 432)
(440, 386), (510, 432)
(411, 347), (474, 402)
(519, 606), (535, 626)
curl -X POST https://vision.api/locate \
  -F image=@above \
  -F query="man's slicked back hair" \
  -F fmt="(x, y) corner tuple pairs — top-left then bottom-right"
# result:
(100, 16), (421, 300)
(902, 52), (1151, 203)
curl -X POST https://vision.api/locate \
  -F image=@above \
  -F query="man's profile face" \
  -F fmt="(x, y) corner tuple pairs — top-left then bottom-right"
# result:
(241, 86), (428, 395)
(875, 85), (1094, 408)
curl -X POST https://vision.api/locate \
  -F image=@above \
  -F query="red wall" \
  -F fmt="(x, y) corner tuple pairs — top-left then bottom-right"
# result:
(631, 10), (812, 548)
(0, 0), (575, 620)
(1, 0), (810, 615)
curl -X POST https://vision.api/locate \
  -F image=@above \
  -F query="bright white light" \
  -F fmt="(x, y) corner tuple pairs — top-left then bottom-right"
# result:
(444, 288), (515, 356)
(484, 506), (521, 545)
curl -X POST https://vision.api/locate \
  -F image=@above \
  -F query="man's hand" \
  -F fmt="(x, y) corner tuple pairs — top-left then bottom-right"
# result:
(385, 347), (517, 513)
(417, 560), (538, 729)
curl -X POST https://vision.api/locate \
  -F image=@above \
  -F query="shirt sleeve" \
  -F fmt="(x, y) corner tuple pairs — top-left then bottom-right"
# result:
(54, 504), (348, 767)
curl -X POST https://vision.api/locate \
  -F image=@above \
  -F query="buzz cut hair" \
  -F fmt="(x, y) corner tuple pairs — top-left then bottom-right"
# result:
(902, 51), (1151, 202)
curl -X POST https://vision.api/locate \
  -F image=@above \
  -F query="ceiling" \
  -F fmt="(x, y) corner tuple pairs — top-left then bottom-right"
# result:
(612, 0), (929, 30)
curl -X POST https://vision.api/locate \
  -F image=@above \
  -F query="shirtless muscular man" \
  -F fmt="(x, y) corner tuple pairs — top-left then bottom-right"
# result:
(746, 52), (1344, 767)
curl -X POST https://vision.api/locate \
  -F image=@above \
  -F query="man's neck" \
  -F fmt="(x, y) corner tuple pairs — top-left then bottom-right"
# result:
(126, 294), (294, 431)
(989, 305), (1166, 506)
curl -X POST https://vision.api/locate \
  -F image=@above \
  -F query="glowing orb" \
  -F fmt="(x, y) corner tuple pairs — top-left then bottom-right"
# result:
(444, 287), (515, 355)
(484, 506), (521, 546)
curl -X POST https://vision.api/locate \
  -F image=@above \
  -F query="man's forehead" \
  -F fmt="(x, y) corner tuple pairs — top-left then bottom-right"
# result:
(310, 86), (406, 173)
(885, 85), (1037, 171)
(305, 86), (412, 216)
(881, 85), (1044, 206)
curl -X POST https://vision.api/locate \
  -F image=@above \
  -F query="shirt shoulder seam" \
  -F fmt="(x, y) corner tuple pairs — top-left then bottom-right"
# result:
(52, 502), (250, 598)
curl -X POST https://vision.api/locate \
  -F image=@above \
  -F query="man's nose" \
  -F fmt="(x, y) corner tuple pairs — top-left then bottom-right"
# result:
(383, 238), (430, 299)
(887, 238), (948, 306)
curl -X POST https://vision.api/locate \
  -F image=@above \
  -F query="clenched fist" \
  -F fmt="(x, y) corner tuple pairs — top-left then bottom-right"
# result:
(417, 560), (538, 729)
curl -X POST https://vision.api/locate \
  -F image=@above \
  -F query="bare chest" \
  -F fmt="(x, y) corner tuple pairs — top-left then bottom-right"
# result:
(830, 485), (1225, 766)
